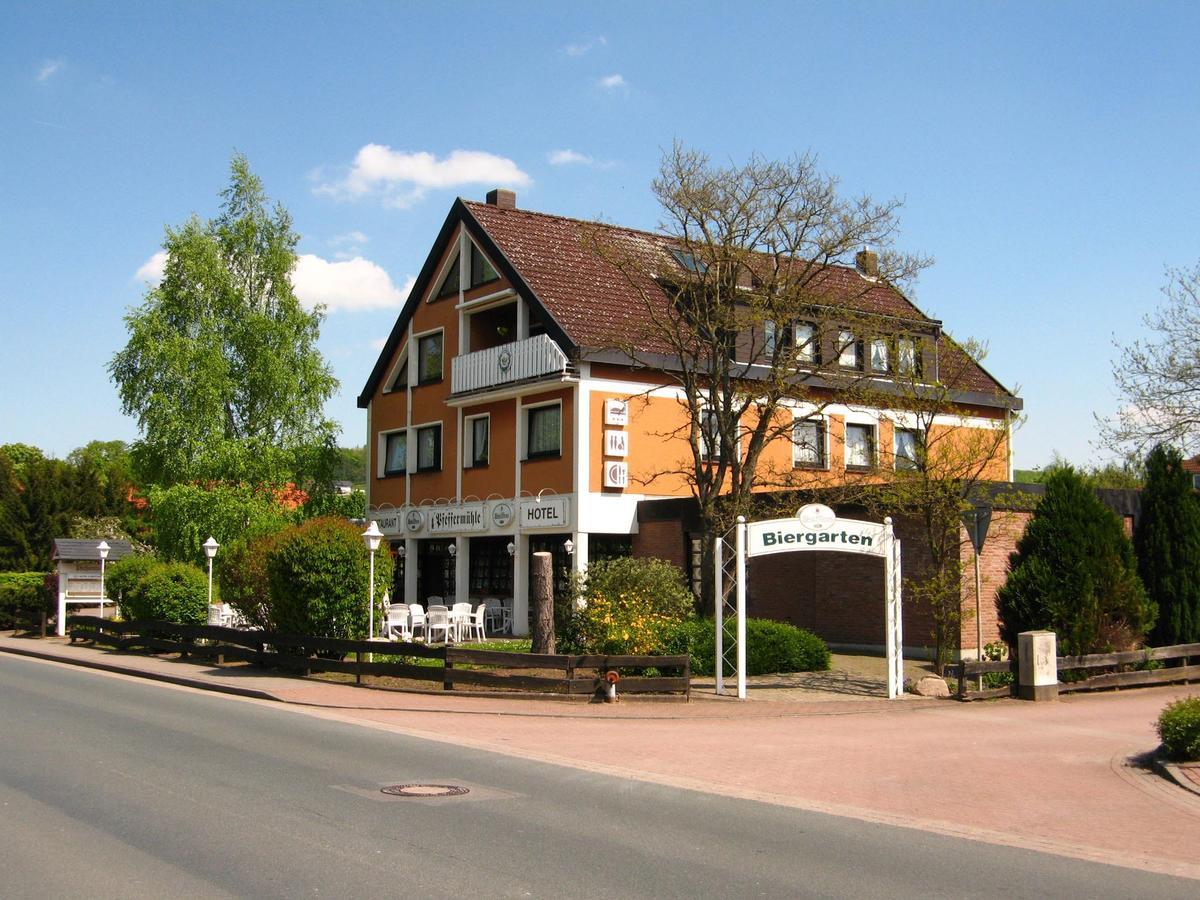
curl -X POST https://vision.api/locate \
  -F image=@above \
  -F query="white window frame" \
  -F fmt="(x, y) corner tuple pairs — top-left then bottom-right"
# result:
(870, 338), (890, 374)
(897, 337), (918, 376)
(838, 330), (860, 369)
(894, 427), (921, 471)
(523, 400), (562, 461)
(844, 420), (877, 470)
(378, 428), (409, 478)
(794, 322), (817, 364)
(383, 346), (410, 393)
(431, 249), (461, 301)
(412, 420), (443, 473)
(463, 413), (491, 468)
(792, 417), (828, 470)
(413, 327), (445, 386)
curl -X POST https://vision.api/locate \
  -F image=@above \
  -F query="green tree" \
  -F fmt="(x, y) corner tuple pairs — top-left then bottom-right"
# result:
(1134, 444), (1200, 645)
(109, 154), (339, 487)
(148, 483), (295, 565)
(997, 467), (1155, 656)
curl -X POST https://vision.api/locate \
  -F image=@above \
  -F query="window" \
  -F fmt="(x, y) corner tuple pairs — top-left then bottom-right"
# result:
(465, 415), (489, 467)
(669, 248), (707, 274)
(526, 404), (561, 459)
(383, 431), (407, 476)
(793, 419), (826, 468)
(415, 424), (441, 472)
(838, 330), (860, 369)
(895, 428), (921, 471)
(794, 322), (818, 363)
(417, 332), (443, 384)
(470, 244), (499, 287)
(870, 339), (890, 373)
(699, 408), (719, 461)
(765, 320), (778, 358)
(845, 423), (876, 469)
(897, 337), (919, 376)
(1194, 474), (1200, 491)
(435, 256), (460, 299)
(385, 357), (408, 392)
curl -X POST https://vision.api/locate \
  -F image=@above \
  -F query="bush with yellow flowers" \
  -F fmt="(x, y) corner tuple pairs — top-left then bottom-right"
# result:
(561, 557), (695, 655)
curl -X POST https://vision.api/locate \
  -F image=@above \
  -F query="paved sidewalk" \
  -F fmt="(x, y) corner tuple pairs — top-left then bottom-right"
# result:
(4, 632), (1199, 881)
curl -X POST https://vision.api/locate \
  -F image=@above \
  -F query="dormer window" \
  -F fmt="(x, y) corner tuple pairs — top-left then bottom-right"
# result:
(897, 337), (919, 376)
(470, 243), (499, 287)
(870, 339), (890, 374)
(794, 323), (818, 364)
(435, 255), (460, 299)
(838, 330), (861, 369)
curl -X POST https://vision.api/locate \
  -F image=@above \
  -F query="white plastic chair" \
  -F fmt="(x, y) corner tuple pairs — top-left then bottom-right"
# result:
(426, 608), (453, 644)
(385, 604), (411, 641)
(451, 602), (472, 641)
(207, 604), (224, 626)
(409, 603), (426, 640)
(466, 604), (487, 642)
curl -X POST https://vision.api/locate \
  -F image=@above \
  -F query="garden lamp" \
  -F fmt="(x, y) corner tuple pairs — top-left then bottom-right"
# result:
(203, 537), (219, 608)
(362, 521), (383, 640)
(97, 541), (110, 621)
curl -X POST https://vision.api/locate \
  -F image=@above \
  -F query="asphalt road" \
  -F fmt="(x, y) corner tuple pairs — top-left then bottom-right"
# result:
(0, 654), (1194, 899)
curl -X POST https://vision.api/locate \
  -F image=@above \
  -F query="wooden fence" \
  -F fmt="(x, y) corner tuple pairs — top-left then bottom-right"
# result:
(953, 641), (1200, 701)
(66, 616), (690, 699)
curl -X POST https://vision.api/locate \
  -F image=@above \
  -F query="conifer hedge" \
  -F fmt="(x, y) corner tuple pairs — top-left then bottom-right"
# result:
(1135, 445), (1200, 645)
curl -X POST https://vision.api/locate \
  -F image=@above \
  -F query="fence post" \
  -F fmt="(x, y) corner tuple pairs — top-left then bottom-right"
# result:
(443, 647), (453, 691)
(956, 661), (967, 701)
(1017, 631), (1058, 701)
(356, 650), (363, 685)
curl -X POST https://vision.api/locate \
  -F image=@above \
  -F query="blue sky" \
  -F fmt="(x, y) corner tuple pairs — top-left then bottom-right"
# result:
(3, 1), (1198, 470)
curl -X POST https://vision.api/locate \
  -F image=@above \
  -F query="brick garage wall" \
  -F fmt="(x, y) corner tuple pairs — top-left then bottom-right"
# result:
(631, 519), (688, 570)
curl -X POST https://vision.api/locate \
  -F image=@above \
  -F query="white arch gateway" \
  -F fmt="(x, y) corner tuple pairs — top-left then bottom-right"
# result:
(715, 503), (904, 700)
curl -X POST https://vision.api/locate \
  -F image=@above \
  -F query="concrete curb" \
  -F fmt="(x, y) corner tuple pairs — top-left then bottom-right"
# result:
(1151, 751), (1200, 799)
(0, 642), (281, 703)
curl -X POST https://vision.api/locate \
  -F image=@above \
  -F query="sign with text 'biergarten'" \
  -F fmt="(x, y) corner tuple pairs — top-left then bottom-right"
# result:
(746, 503), (889, 558)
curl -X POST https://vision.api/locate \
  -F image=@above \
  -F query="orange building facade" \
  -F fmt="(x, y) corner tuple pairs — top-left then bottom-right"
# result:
(360, 190), (1021, 642)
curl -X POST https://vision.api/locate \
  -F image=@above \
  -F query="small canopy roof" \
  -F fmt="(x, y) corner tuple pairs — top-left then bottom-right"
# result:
(51, 539), (135, 562)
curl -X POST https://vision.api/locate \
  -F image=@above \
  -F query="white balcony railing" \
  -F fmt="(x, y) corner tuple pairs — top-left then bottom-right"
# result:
(451, 334), (570, 394)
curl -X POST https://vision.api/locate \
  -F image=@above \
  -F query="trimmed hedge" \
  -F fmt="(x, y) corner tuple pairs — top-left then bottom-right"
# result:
(0, 572), (51, 629)
(104, 554), (159, 612)
(1157, 696), (1200, 761)
(105, 554), (208, 625)
(218, 532), (283, 629)
(667, 617), (831, 676)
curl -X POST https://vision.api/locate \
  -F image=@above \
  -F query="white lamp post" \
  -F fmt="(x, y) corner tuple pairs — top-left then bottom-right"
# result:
(97, 541), (110, 620)
(203, 537), (220, 608)
(362, 521), (384, 640)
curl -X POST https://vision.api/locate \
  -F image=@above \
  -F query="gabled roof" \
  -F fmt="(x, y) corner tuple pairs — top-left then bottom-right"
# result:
(52, 539), (134, 562)
(359, 197), (1020, 408)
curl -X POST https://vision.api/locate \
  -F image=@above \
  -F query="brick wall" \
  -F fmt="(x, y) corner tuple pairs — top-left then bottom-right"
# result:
(958, 510), (1028, 656)
(632, 519), (688, 570)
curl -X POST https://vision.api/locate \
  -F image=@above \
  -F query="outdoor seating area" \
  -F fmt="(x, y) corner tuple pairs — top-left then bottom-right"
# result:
(205, 604), (253, 629)
(381, 598), (507, 643)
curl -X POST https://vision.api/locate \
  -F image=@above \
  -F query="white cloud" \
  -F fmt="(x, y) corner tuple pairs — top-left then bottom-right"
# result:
(292, 254), (414, 312)
(315, 144), (531, 207)
(548, 149), (593, 166)
(563, 36), (606, 57)
(134, 250), (167, 284)
(36, 58), (64, 82)
(598, 73), (627, 91)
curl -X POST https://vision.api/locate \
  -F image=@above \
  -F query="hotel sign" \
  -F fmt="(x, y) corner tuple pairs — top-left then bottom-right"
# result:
(746, 504), (888, 558)
(519, 495), (571, 530)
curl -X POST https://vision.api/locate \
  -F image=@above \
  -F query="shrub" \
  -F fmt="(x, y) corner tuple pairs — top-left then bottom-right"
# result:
(265, 516), (393, 640)
(1157, 696), (1200, 761)
(300, 489), (366, 521)
(564, 557), (695, 655)
(664, 617), (830, 676)
(0, 572), (51, 629)
(217, 532), (283, 629)
(121, 561), (209, 625)
(997, 466), (1155, 656)
(104, 553), (159, 612)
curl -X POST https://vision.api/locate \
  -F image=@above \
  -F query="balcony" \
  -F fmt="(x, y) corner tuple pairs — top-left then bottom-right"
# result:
(451, 333), (572, 395)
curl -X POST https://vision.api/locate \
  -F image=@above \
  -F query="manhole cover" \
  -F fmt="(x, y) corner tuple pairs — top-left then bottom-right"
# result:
(380, 783), (470, 798)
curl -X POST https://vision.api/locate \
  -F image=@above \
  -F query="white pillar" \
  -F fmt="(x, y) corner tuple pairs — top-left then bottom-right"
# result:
(455, 536), (469, 604)
(404, 538), (418, 605)
(56, 569), (67, 638)
(570, 531), (588, 585)
(511, 533), (529, 635)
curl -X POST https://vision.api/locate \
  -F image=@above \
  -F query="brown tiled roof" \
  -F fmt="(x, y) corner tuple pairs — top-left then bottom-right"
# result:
(465, 200), (1016, 402)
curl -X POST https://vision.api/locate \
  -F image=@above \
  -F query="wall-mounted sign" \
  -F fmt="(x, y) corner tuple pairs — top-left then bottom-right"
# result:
(373, 509), (404, 535)
(603, 461), (629, 489)
(519, 495), (572, 530)
(603, 429), (628, 457)
(604, 398), (629, 426)
(429, 503), (485, 534)
(490, 501), (515, 529)
(405, 509), (425, 533)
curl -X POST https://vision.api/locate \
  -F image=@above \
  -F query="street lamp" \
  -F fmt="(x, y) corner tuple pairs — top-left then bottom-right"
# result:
(362, 521), (384, 640)
(97, 541), (110, 621)
(203, 537), (219, 609)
